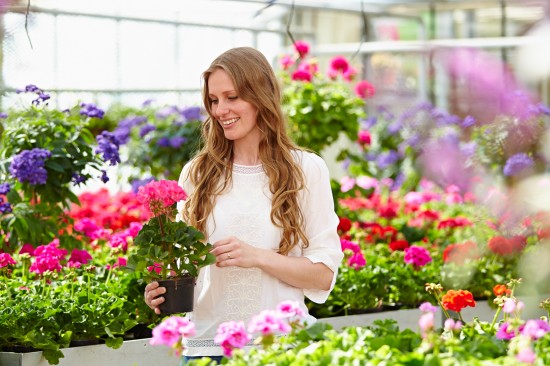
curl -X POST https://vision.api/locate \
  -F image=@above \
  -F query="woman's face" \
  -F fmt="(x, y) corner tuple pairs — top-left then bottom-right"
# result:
(208, 68), (260, 145)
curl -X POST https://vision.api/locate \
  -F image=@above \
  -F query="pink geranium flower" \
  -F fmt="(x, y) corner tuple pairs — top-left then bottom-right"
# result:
(137, 180), (187, 217)
(214, 321), (251, 357)
(293, 40), (310, 58)
(150, 316), (195, 356)
(248, 309), (292, 335)
(68, 249), (92, 264)
(404, 245), (432, 267)
(0, 253), (16, 268)
(354, 80), (376, 99)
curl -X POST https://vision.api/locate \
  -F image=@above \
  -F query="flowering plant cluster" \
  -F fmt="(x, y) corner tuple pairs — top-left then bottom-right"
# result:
(102, 102), (203, 184)
(179, 283), (550, 365)
(0, 85), (121, 249)
(0, 239), (139, 364)
(278, 40), (372, 154)
(150, 300), (305, 359)
(126, 179), (215, 280)
(309, 176), (549, 317)
(339, 94), (550, 195)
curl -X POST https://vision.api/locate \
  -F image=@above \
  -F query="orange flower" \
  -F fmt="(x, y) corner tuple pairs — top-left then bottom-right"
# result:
(493, 284), (512, 296)
(441, 289), (476, 312)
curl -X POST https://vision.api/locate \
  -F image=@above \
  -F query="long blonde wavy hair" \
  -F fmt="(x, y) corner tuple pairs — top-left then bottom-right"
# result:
(182, 47), (308, 256)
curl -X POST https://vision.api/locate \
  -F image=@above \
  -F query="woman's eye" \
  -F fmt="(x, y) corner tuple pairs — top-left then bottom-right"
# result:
(210, 99), (218, 104)
(228, 96), (238, 100)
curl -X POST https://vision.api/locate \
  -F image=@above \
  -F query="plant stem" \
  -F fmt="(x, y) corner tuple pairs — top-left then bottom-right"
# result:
(157, 215), (168, 278)
(489, 307), (502, 330)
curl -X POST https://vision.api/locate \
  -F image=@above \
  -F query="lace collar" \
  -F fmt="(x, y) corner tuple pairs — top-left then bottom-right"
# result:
(232, 163), (264, 175)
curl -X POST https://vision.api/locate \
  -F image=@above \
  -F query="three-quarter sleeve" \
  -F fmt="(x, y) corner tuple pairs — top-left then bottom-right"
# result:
(298, 152), (343, 304)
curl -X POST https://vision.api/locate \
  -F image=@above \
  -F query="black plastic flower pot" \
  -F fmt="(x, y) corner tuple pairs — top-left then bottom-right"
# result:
(157, 277), (196, 314)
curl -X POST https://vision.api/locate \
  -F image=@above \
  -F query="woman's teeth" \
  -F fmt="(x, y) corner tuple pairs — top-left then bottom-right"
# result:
(222, 118), (239, 125)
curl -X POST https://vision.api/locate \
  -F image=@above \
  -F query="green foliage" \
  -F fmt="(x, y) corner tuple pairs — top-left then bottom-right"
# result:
(0, 263), (139, 365)
(126, 215), (216, 279)
(281, 78), (365, 154)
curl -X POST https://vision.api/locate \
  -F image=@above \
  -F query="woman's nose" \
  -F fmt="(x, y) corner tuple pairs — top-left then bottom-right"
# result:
(215, 100), (230, 116)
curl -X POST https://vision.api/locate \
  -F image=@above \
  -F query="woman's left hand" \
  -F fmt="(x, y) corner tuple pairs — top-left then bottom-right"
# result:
(210, 236), (261, 268)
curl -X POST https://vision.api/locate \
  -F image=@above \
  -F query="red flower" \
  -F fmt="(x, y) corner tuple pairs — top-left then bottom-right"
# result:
(493, 284), (512, 296)
(389, 240), (410, 252)
(441, 289), (476, 312)
(487, 235), (526, 256)
(337, 217), (352, 233)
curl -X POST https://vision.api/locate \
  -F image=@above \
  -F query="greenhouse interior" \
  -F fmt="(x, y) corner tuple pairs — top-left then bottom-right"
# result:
(1, 0), (550, 365)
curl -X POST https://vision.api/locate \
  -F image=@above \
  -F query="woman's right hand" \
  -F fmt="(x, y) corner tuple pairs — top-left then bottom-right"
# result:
(144, 281), (166, 315)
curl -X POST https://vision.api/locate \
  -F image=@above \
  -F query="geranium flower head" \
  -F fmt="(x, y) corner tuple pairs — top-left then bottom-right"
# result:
(150, 316), (195, 356)
(0, 253), (16, 268)
(404, 245), (432, 267)
(293, 40), (310, 58)
(329, 55), (349, 73)
(214, 320), (251, 357)
(354, 80), (376, 99)
(493, 284), (512, 297)
(441, 289), (476, 313)
(137, 180), (188, 217)
(248, 309), (292, 335)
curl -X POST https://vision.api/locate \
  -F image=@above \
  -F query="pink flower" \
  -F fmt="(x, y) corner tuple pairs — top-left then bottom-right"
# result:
(33, 239), (67, 259)
(343, 66), (357, 81)
(419, 302), (438, 313)
(357, 130), (371, 145)
(520, 319), (550, 340)
(248, 310), (292, 335)
(354, 80), (376, 98)
(280, 54), (295, 70)
(293, 40), (310, 58)
(0, 253), (16, 268)
(150, 316), (195, 356)
(68, 249), (92, 264)
(214, 321), (251, 357)
(30, 254), (62, 274)
(444, 318), (463, 331)
(516, 348), (536, 364)
(496, 322), (516, 340)
(147, 263), (163, 274)
(19, 243), (35, 256)
(108, 231), (130, 252)
(356, 176), (377, 190)
(291, 68), (312, 82)
(340, 176), (355, 192)
(329, 56), (349, 73)
(404, 245), (432, 267)
(418, 312), (434, 337)
(276, 300), (305, 319)
(340, 239), (360, 254)
(137, 180), (188, 217)
(348, 251), (366, 269)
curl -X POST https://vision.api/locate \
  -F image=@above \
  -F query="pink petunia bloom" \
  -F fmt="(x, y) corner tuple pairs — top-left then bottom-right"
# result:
(404, 246), (432, 267)
(0, 253), (16, 268)
(354, 80), (375, 98)
(214, 321), (251, 357)
(248, 310), (292, 335)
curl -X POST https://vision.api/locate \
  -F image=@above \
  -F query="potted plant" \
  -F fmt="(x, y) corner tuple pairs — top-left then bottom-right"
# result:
(126, 179), (216, 314)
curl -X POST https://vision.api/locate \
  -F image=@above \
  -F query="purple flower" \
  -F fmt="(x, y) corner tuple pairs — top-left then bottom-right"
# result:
(139, 124), (156, 138)
(360, 116), (377, 129)
(537, 103), (550, 115)
(0, 202), (12, 214)
(130, 177), (155, 194)
(0, 112), (7, 119)
(387, 121), (402, 135)
(404, 245), (432, 267)
(503, 153), (534, 177)
(95, 131), (121, 166)
(157, 137), (171, 147)
(376, 150), (400, 169)
(169, 136), (187, 148)
(9, 148), (52, 185)
(156, 106), (179, 119)
(80, 103), (105, 119)
(180, 106), (202, 121)
(100, 170), (109, 183)
(0, 183), (10, 195)
(72, 173), (88, 186)
(461, 115), (476, 128)
(460, 141), (477, 157)
(520, 319), (550, 340)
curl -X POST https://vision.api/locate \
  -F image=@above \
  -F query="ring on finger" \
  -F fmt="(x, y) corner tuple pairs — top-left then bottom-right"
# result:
(227, 253), (232, 259)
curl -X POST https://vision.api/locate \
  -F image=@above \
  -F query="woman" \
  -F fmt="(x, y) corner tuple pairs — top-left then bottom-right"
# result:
(144, 46), (343, 362)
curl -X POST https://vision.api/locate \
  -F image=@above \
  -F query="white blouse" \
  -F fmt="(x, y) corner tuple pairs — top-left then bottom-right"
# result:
(176, 150), (343, 357)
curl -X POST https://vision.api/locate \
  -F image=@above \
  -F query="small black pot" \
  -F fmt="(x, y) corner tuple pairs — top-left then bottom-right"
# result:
(157, 277), (196, 314)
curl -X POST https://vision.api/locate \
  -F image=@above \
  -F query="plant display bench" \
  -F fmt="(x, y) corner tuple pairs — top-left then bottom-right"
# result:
(0, 339), (180, 366)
